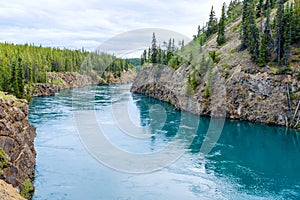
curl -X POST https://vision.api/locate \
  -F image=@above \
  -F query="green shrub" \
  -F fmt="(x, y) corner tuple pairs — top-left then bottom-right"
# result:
(209, 51), (220, 63)
(229, 49), (237, 53)
(224, 70), (230, 79)
(204, 85), (210, 98)
(0, 148), (9, 170)
(52, 78), (64, 86)
(297, 71), (300, 79)
(277, 66), (292, 74)
(20, 179), (34, 199)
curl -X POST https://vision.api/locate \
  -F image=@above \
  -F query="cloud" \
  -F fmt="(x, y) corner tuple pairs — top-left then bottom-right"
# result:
(0, 0), (231, 53)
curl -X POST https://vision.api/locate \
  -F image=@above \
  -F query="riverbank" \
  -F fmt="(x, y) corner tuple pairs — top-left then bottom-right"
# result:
(26, 70), (136, 97)
(130, 18), (300, 129)
(0, 92), (36, 199)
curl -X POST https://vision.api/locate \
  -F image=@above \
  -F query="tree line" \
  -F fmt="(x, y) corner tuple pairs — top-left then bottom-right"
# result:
(140, 33), (185, 69)
(143, 0), (299, 71)
(0, 43), (134, 99)
(242, 0), (299, 67)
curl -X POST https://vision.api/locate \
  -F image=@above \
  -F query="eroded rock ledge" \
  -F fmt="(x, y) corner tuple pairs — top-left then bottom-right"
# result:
(131, 65), (300, 128)
(0, 92), (36, 199)
(28, 71), (136, 97)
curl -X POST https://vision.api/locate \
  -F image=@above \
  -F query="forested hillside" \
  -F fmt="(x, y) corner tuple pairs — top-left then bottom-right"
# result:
(134, 0), (300, 128)
(142, 0), (300, 71)
(0, 43), (135, 99)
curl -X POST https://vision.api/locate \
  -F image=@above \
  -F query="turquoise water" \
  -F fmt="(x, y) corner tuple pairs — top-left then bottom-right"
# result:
(29, 84), (300, 200)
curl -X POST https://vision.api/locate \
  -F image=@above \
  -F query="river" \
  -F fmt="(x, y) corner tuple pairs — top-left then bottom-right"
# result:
(29, 84), (300, 200)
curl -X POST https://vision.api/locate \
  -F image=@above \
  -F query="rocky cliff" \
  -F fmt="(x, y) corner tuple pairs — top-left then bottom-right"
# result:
(131, 64), (299, 127)
(0, 92), (36, 199)
(131, 19), (300, 129)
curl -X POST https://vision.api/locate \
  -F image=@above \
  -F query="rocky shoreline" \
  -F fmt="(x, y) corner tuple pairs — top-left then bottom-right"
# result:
(0, 92), (36, 199)
(27, 70), (136, 97)
(131, 64), (300, 129)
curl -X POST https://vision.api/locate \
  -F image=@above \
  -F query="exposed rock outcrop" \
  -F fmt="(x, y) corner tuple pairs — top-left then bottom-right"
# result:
(0, 92), (36, 198)
(131, 17), (300, 129)
(0, 180), (25, 200)
(131, 64), (299, 128)
(27, 70), (136, 97)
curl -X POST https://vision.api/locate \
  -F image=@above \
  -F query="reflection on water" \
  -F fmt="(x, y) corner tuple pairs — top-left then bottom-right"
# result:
(29, 84), (300, 200)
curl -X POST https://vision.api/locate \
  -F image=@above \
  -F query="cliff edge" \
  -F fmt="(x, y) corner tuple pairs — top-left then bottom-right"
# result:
(131, 18), (300, 128)
(0, 92), (36, 199)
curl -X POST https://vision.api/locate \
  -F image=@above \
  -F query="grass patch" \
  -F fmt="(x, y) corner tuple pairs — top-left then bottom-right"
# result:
(0, 92), (24, 107)
(52, 78), (64, 86)
(230, 22), (241, 32)
(230, 49), (237, 53)
(277, 66), (292, 74)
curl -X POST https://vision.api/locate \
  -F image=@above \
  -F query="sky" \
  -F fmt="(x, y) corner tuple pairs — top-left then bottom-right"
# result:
(0, 0), (231, 55)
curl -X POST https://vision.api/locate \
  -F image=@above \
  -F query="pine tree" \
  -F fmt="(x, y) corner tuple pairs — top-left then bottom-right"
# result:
(217, 3), (226, 46)
(292, 0), (300, 44)
(275, 0), (284, 64)
(256, 0), (264, 18)
(258, 34), (268, 67)
(141, 49), (147, 65)
(151, 33), (157, 63)
(9, 57), (20, 98)
(167, 39), (172, 63)
(283, 3), (292, 65)
(258, 0), (273, 67)
(17, 56), (24, 98)
(248, 1), (260, 61)
(148, 47), (151, 63)
(206, 6), (218, 37)
(241, 0), (250, 48)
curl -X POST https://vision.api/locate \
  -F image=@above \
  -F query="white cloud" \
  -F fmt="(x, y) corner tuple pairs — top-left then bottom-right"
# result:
(0, 0), (231, 52)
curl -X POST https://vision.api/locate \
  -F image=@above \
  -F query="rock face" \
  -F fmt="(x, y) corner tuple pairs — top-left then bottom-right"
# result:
(131, 17), (299, 129)
(29, 71), (136, 97)
(29, 72), (98, 97)
(0, 180), (25, 200)
(0, 92), (36, 196)
(131, 64), (300, 128)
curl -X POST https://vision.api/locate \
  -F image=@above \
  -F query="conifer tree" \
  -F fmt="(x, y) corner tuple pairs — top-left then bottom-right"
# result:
(206, 6), (218, 37)
(292, 0), (300, 44)
(275, 0), (284, 63)
(151, 32), (157, 63)
(141, 49), (147, 65)
(241, 0), (250, 48)
(248, 1), (260, 61)
(217, 3), (226, 46)
(283, 3), (292, 65)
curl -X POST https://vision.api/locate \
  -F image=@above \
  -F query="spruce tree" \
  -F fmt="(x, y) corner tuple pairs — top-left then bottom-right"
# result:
(248, 1), (260, 61)
(141, 49), (147, 65)
(151, 32), (158, 63)
(258, 0), (273, 66)
(206, 6), (218, 37)
(275, 0), (284, 64)
(148, 47), (151, 63)
(17, 56), (24, 98)
(283, 3), (292, 65)
(217, 3), (226, 46)
(292, 0), (300, 44)
(241, 0), (250, 48)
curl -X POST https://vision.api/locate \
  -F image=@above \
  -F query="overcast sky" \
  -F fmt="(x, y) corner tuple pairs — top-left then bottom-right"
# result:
(0, 0), (231, 53)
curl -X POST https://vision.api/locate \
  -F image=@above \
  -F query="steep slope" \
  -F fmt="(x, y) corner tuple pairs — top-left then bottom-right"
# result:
(0, 92), (36, 199)
(131, 17), (300, 128)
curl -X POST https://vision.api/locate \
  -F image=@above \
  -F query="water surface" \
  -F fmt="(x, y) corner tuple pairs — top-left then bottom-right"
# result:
(29, 84), (300, 199)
